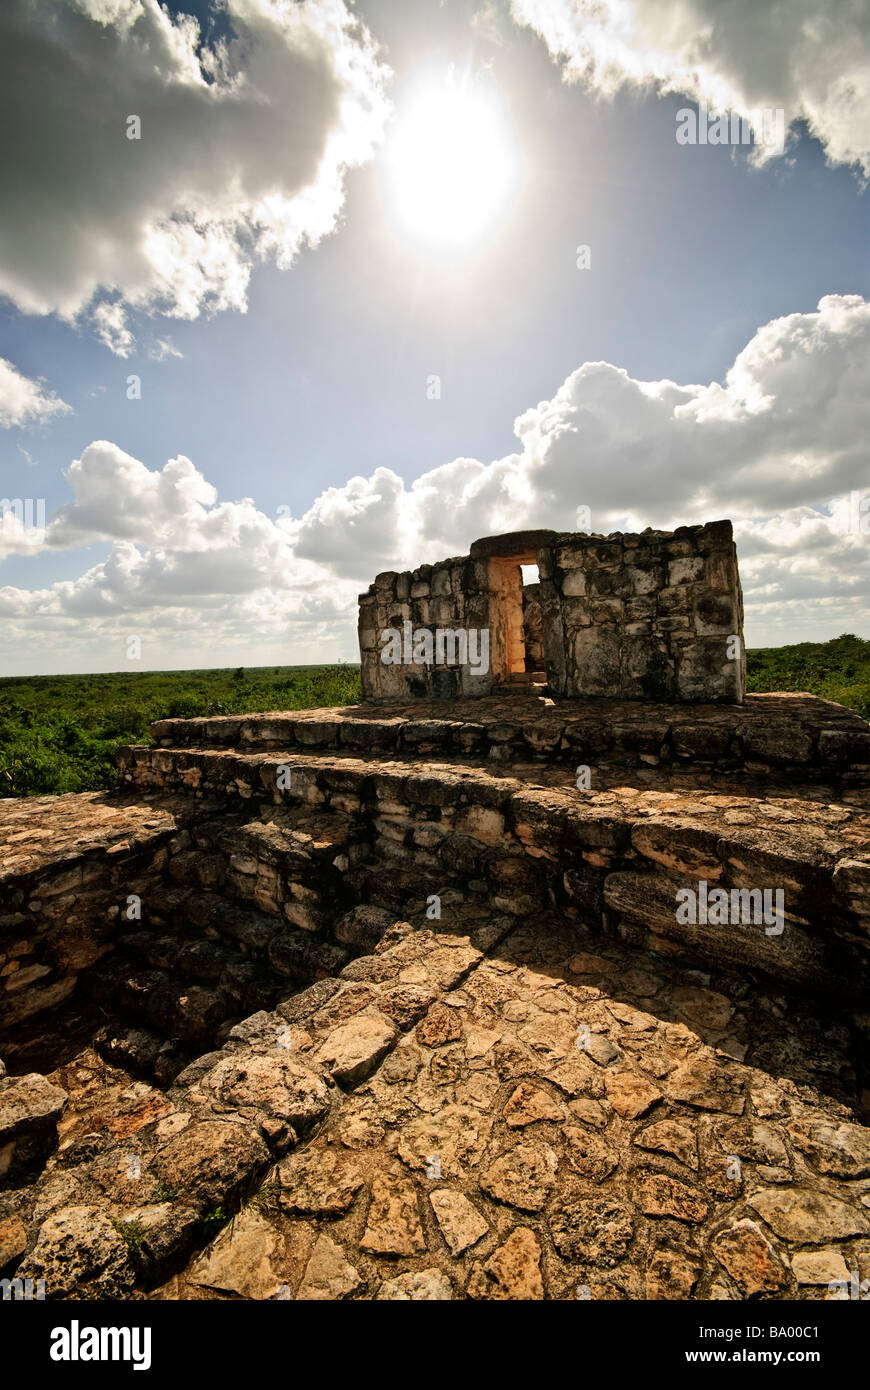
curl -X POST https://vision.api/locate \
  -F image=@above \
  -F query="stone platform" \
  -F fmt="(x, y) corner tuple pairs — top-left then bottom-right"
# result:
(1, 692), (869, 1301)
(149, 692), (870, 787)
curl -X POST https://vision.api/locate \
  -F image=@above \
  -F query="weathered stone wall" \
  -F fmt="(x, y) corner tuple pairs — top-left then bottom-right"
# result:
(116, 739), (870, 1001)
(5, 683), (865, 1062)
(146, 693), (870, 786)
(0, 796), (188, 1032)
(0, 797), (370, 1067)
(538, 522), (744, 703)
(522, 582), (544, 671)
(358, 555), (503, 702)
(358, 522), (745, 703)
(85, 809), (360, 1065)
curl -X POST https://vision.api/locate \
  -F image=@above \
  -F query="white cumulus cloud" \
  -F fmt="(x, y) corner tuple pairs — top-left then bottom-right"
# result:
(290, 293), (870, 573)
(511, 0), (870, 174)
(3, 294), (870, 663)
(0, 358), (71, 430)
(0, 0), (391, 353)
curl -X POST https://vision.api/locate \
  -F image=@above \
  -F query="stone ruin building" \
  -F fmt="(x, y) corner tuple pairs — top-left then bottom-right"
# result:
(1, 519), (869, 1303)
(359, 521), (745, 704)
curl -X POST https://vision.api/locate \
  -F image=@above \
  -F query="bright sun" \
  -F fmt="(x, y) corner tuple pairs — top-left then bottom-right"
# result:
(385, 78), (518, 249)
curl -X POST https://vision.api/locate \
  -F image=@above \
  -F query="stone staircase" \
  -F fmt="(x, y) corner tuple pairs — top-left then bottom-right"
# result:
(504, 670), (548, 692)
(114, 716), (870, 1010)
(143, 691), (870, 784)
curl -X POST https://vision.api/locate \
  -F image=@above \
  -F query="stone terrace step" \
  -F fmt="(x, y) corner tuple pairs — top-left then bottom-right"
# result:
(116, 744), (870, 1000)
(147, 692), (870, 785)
(0, 791), (190, 887)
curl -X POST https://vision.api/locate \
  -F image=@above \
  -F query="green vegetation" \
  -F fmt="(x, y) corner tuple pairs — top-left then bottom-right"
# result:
(2, 638), (868, 800)
(746, 633), (870, 720)
(0, 664), (361, 798)
(201, 1205), (229, 1237)
(150, 1181), (179, 1205)
(243, 1180), (281, 1216)
(111, 1218), (146, 1254)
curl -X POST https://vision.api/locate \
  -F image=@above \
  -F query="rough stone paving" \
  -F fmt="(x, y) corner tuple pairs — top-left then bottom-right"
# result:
(1, 532), (869, 1301)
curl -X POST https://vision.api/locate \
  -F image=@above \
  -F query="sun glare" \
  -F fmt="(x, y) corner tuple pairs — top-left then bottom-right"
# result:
(385, 77), (518, 249)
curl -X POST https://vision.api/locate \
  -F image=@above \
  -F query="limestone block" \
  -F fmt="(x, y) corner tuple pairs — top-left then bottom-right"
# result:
(694, 593), (736, 635)
(668, 556), (705, 586)
(622, 636), (673, 701)
(431, 566), (452, 597)
(573, 627), (622, 695)
(675, 638), (742, 702)
(629, 565), (662, 595)
(588, 598), (624, 625)
(562, 568), (586, 597)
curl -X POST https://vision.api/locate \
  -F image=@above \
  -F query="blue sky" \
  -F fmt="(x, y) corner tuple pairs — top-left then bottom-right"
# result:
(0, 0), (869, 674)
